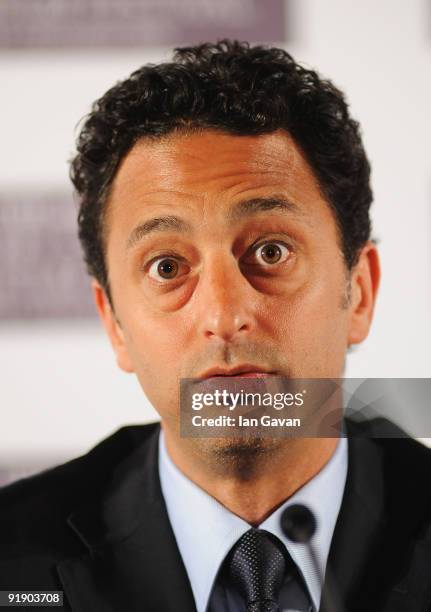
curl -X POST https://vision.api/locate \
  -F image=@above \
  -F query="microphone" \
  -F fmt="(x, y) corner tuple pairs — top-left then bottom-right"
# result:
(280, 503), (317, 544)
(280, 504), (345, 612)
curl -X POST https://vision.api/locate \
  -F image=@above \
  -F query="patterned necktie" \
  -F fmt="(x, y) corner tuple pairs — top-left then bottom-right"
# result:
(227, 528), (287, 612)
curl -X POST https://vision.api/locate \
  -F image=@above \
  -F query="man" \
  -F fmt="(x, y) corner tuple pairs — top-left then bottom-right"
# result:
(1, 40), (431, 612)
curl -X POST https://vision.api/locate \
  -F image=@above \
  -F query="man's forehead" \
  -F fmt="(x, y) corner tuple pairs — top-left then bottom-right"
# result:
(108, 129), (305, 201)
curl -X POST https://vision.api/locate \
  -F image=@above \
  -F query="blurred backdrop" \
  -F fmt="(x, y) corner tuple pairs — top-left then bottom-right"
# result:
(1, 0), (430, 484)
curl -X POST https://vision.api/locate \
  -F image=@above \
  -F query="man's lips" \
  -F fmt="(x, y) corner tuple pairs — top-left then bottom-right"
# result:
(197, 365), (276, 380)
(214, 372), (275, 379)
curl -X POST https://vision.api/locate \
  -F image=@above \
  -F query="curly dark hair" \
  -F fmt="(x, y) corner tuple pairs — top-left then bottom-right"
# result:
(70, 39), (372, 299)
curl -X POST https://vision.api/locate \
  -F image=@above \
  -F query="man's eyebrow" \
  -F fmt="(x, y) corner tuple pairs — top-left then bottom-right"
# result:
(126, 196), (304, 249)
(126, 216), (191, 249)
(228, 196), (303, 221)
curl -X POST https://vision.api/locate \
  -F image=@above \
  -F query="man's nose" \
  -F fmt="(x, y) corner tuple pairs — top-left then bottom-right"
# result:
(194, 254), (257, 343)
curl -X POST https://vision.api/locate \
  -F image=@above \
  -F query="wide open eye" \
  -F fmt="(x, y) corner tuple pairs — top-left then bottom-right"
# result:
(148, 257), (187, 281)
(251, 241), (292, 266)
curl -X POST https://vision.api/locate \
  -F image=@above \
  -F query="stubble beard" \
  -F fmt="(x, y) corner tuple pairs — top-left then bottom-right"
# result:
(188, 435), (288, 480)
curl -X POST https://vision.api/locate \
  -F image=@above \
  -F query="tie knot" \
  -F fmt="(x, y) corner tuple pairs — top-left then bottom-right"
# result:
(227, 528), (287, 612)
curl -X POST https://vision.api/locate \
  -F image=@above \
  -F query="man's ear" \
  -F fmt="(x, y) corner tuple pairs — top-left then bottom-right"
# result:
(347, 241), (381, 346)
(91, 280), (135, 373)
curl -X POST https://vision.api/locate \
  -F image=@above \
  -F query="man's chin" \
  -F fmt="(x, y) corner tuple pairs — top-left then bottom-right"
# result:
(189, 435), (285, 476)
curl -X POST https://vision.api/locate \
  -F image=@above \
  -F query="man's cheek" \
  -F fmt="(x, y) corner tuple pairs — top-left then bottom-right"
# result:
(128, 327), (183, 379)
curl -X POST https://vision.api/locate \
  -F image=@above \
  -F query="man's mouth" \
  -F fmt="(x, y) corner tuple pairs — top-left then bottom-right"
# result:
(198, 365), (277, 380)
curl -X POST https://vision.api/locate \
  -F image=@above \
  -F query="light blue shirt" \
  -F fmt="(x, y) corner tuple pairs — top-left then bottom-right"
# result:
(158, 431), (348, 612)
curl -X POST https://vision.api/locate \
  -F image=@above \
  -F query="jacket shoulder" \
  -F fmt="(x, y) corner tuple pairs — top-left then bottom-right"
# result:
(350, 417), (431, 495)
(0, 422), (160, 559)
(378, 434), (431, 523)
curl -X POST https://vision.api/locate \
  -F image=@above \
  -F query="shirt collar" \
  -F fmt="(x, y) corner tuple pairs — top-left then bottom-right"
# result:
(158, 431), (348, 612)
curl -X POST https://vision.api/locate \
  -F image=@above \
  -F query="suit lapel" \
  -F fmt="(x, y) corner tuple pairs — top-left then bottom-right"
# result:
(56, 426), (196, 612)
(322, 427), (431, 612)
(320, 434), (386, 611)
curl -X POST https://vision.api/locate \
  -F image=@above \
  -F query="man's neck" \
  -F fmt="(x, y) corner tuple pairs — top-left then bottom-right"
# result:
(162, 428), (339, 525)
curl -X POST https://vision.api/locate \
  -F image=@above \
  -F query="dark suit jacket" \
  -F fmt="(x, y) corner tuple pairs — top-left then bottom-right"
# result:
(1, 420), (431, 612)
